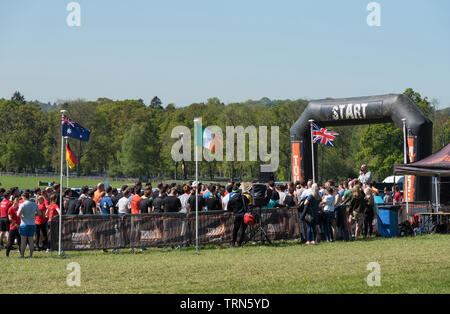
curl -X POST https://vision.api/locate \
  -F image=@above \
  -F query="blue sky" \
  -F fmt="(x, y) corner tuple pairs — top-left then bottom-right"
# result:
(0, 0), (449, 108)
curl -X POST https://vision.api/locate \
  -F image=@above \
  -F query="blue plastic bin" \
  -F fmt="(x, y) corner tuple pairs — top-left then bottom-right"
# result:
(377, 205), (400, 238)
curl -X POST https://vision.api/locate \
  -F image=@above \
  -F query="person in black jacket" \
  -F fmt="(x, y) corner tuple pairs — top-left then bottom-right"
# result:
(205, 185), (221, 211)
(227, 184), (250, 247)
(363, 187), (375, 238)
(300, 183), (320, 245)
(349, 183), (365, 238)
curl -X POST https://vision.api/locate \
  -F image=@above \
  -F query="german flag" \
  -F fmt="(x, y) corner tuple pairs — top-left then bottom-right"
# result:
(66, 142), (78, 169)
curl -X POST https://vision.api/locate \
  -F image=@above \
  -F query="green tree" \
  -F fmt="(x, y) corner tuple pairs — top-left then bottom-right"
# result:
(119, 124), (152, 177)
(356, 88), (434, 181)
(11, 91), (26, 104)
(150, 96), (162, 109)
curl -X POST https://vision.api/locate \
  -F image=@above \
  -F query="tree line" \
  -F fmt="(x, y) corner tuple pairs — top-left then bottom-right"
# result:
(0, 89), (448, 183)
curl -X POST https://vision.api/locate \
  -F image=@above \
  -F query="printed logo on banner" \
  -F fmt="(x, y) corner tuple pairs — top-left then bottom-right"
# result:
(71, 227), (95, 249)
(206, 223), (226, 237)
(291, 142), (302, 182)
(140, 227), (163, 242)
(267, 223), (283, 234)
(331, 101), (383, 121)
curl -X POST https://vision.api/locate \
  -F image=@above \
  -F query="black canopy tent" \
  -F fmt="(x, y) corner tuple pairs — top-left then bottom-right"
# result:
(394, 143), (450, 211)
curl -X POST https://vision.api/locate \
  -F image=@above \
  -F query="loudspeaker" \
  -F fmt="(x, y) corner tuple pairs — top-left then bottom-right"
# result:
(252, 183), (269, 207)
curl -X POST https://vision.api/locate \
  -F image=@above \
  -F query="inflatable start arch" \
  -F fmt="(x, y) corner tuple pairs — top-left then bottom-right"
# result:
(290, 94), (433, 201)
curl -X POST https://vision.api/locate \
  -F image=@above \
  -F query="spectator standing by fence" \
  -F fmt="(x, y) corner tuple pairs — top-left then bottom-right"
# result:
(228, 184), (250, 248)
(6, 196), (21, 257)
(117, 189), (131, 214)
(140, 188), (154, 213)
(321, 187), (335, 242)
(130, 187), (142, 214)
(163, 188), (181, 212)
(17, 192), (41, 258)
(81, 190), (97, 215)
(383, 187), (393, 203)
(0, 190), (12, 248)
(205, 185), (221, 211)
(283, 185), (297, 208)
(100, 187), (115, 215)
(35, 196), (48, 251)
(349, 183), (365, 239)
(222, 184), (233, 211)
(300, 183), (320, 245)
(363, 187), (375, 238)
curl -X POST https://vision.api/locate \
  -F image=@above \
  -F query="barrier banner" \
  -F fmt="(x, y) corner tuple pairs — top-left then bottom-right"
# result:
(49, 208), (300, 251)
(188, 211), (234, 245)
(50, 215), (124, 250)
(127, 213), (188, 247)
(254, 208), (300, 241)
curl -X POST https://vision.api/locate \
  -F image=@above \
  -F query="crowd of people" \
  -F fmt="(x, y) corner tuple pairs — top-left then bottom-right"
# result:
(0, 164), (407, 256)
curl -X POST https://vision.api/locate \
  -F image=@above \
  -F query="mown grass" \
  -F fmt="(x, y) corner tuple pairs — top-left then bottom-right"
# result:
(0, 175), (136, 190)
(0, 175), (225, 190)
(0, 234), (449, 294)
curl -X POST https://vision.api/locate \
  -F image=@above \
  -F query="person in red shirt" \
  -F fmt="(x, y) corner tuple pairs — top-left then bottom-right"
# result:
(42, 188), (50, 207)
(393, 185), (403, 203)
(0, 190), (12, 248)
(46, 194), (60, 224)
(6, 196), (21, 257)
(130, 187), (143, 214)
(35, 196), (49, 251)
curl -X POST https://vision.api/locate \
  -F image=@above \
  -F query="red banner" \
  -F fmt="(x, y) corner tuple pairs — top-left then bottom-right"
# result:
(292, 141), (303, 182)
(405, 136), (417, 202)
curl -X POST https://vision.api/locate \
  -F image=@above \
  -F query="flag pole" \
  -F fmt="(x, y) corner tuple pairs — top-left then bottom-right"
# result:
(308, 120), (316, 183)
(59, 110), (67, 256)
(65, 137), (69, 188)
(194, 118), (200, 251)
(180, 132), (185, 182)
(402, 118), (409, 221)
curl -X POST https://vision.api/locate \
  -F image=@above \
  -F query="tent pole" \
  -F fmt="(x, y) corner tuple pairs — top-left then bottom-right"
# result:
(435, 176), (439, 213)
(402, 119), (409, 222)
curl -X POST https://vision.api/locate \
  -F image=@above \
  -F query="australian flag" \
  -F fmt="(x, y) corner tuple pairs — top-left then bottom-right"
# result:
(61, 115), (91, 142)
(312, 122), (339, 147)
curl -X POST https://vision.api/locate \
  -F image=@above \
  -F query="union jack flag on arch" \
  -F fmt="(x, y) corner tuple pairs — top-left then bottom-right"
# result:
(311, 123), (339, 147)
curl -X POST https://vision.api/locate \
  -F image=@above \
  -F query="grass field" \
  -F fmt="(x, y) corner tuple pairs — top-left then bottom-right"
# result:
(0, 175), (225, 190)
(0, 175), (136, 190)
(1, 234), (449, 294)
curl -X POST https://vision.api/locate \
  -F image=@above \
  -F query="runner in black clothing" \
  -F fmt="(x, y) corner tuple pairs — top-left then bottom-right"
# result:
(139, 189), (153, 213)
(283, 185), (297, 208)
(227, 184), (250, 247)
(205, 185), (221, 211)
(153, 193), (165, 212)
(65, 197), (80, 215)
(187, 189), (206, 213)
(163, 188), (181, 212)
(111, 188), (119, 214)
(81, 190), (96, 215)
